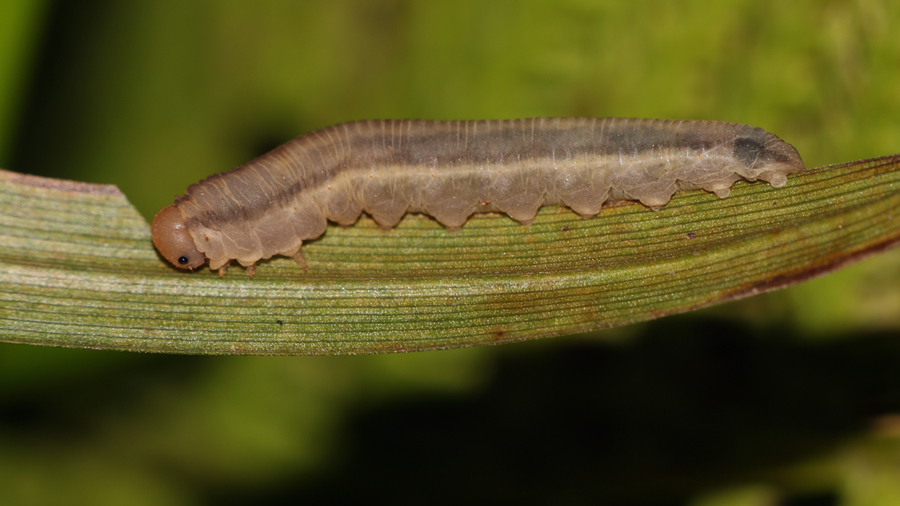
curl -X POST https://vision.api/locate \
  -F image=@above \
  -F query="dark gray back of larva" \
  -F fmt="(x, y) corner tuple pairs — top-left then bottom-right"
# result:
(173, 118), (803, 270)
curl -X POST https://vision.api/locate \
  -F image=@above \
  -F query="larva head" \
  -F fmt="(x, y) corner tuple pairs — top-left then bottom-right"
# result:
(151, 205), (207, 270)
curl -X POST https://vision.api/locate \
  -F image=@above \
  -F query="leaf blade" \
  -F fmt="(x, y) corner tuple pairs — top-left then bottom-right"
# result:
(1, 155), (898, 355)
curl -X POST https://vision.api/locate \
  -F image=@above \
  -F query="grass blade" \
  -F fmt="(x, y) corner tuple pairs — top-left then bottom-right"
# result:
(1, 155), (898, 354)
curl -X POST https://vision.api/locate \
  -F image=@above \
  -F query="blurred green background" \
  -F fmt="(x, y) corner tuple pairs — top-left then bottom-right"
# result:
(2, 1), (900, 504)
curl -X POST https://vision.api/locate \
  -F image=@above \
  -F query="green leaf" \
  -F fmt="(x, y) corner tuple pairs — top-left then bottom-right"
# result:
(1, 154), (898, 355)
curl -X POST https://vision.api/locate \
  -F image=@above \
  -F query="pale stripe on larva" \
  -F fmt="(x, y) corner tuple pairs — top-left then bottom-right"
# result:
(150, 118), (805, 277)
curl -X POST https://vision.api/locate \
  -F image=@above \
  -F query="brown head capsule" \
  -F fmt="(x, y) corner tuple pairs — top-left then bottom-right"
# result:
(151, 204), (207, 271)
(152, 118), (805, 276)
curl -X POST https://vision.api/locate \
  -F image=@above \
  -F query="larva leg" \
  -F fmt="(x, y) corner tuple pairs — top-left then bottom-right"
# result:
(217, 264), (228, 277)
(293, 250), (308, 273)
(245, 264), (256, 278)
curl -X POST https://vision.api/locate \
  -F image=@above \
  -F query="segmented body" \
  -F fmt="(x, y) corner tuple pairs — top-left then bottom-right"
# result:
(151, 118), (804, 276)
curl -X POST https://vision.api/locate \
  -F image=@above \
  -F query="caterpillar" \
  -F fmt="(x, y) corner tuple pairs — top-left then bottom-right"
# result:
(151, 118), (804, 276)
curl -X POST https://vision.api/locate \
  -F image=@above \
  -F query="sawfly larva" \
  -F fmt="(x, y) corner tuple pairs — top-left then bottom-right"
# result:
(151, 118), (804, 276)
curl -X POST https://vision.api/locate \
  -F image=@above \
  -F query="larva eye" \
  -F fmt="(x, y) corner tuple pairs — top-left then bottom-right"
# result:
(151, 205), (207, 270)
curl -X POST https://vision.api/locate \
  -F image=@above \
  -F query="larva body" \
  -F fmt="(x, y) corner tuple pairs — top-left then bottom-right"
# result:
(151, 118), (804, 276)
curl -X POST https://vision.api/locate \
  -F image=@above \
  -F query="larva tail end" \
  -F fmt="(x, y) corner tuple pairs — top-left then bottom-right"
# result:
(151, 205), (207, 271)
